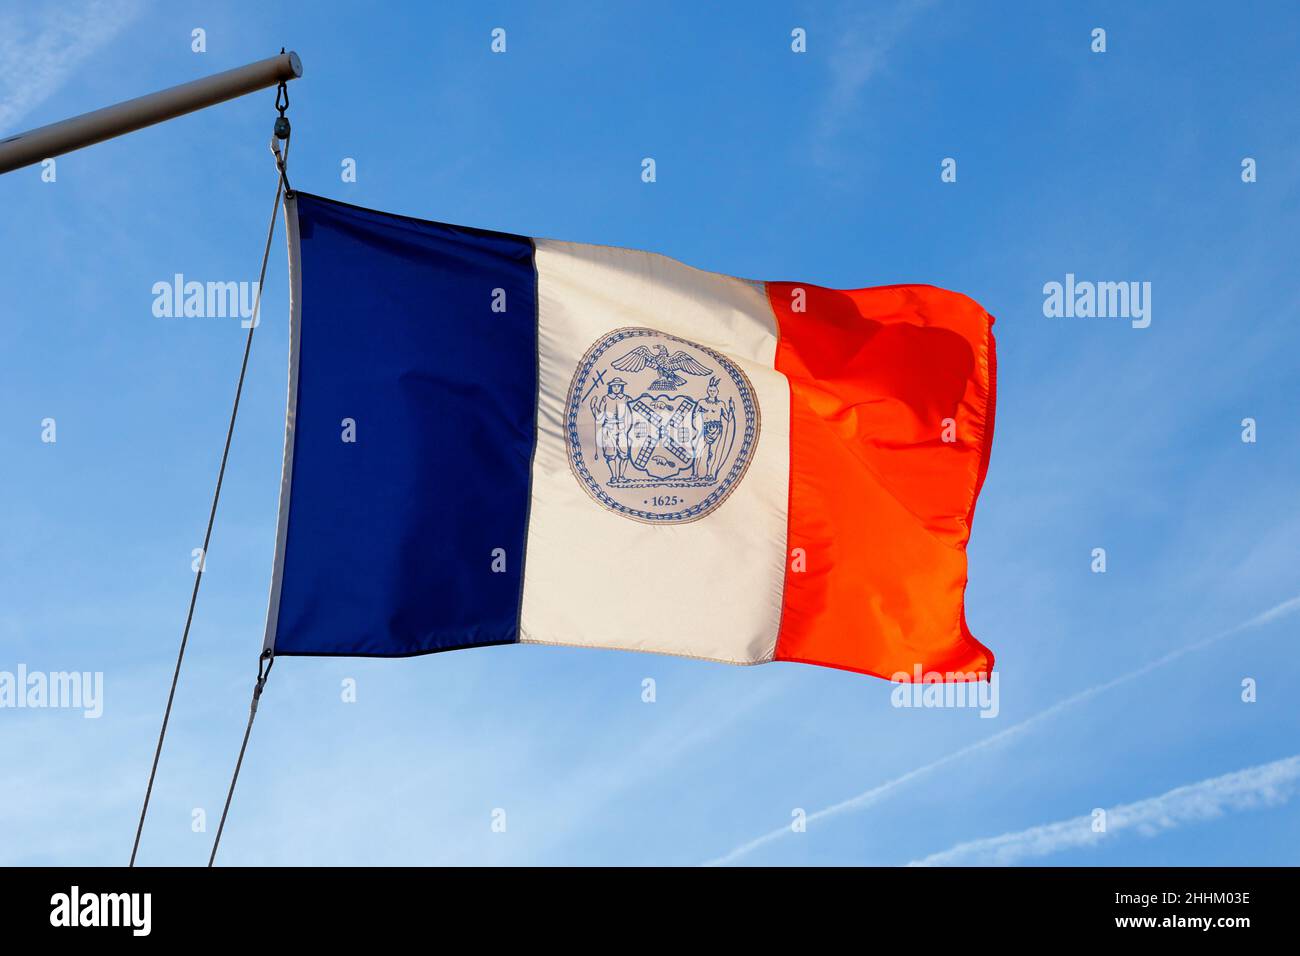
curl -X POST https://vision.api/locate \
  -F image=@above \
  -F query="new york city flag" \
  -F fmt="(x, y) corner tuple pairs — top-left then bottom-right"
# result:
(263, 193), (997, 681)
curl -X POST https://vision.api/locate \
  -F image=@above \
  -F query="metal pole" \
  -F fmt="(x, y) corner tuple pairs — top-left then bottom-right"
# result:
(0, 51), (302, 175)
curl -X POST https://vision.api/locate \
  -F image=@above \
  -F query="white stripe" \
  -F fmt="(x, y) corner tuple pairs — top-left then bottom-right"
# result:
(520, 240), (790, 664)
(261, 193), (302, 654)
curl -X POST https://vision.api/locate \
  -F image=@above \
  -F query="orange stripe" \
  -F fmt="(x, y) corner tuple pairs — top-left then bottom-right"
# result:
(769, 283), (996, 681)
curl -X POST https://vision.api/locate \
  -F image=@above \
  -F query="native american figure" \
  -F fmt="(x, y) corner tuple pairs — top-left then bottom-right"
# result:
(691, 377), (736, 482)
(610, 344), (712, 391)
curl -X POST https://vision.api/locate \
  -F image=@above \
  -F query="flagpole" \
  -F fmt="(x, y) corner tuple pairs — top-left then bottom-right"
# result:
(0, 51), (302, 175)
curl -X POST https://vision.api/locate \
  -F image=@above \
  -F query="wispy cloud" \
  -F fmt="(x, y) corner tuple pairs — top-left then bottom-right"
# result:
(811, 0), (935, 168)
(704, 592), (1300, 866)
(909, 754), (1300, 866)
(508, 670), (793, 864)
(0, 0), (143, 134)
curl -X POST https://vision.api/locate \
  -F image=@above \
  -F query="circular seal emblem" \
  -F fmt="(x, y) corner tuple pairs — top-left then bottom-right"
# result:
(566, 327), (761, 524)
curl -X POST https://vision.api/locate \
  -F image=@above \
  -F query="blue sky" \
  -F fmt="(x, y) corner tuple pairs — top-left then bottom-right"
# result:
(2, 0), (1298, 866)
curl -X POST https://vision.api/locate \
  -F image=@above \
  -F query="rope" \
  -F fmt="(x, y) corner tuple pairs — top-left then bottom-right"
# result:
(206, 112), (293, 867)
(208, 651), (274, 866)
(129, 111), (290, 868)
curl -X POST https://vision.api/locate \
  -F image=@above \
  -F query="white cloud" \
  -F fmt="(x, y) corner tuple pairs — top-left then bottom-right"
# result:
(704, 592), (1300, 866)
(0, 0), (143, 134)
(909, 753), (1300, 866)
(811, 0), (935, 167)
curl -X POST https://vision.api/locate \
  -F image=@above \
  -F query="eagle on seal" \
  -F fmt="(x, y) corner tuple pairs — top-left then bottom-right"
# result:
(610, 344), (713, 390)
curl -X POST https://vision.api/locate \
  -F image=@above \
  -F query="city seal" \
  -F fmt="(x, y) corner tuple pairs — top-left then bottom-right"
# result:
(566, 327), (760, 523)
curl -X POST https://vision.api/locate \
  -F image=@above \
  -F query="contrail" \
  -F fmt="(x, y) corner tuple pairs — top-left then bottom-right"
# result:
(909, 753), (1300, 866)
(704, 593), (1300, 866)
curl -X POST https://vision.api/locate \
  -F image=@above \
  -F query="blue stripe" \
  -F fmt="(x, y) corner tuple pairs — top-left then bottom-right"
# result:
(272, 193), (537, 656)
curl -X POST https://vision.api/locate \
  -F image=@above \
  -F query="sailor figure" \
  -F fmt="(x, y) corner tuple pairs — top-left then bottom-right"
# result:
(590, 376), (633, 483)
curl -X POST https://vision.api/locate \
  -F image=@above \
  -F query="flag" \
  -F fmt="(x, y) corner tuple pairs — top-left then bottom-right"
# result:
(262, 193), (996, 681)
